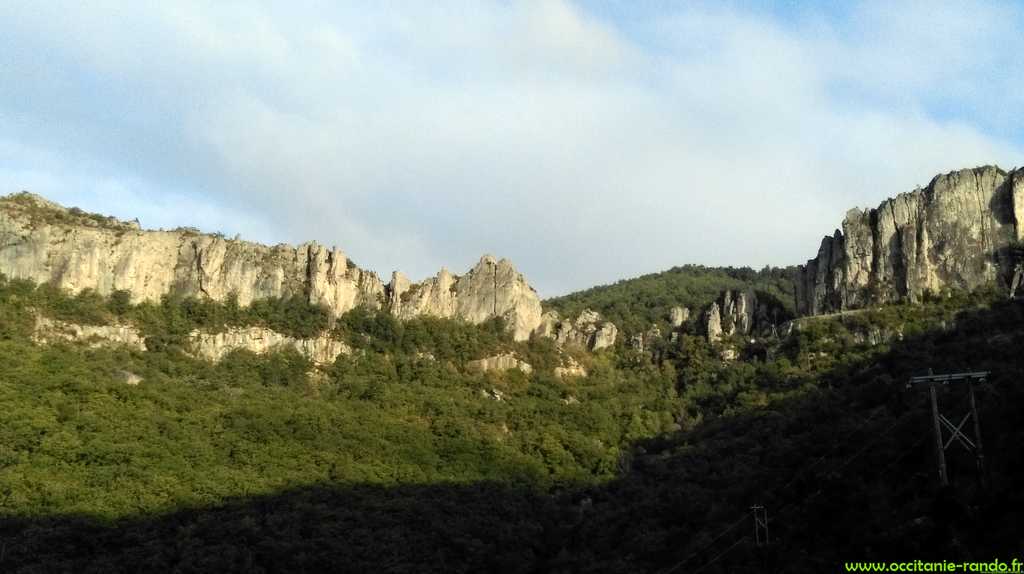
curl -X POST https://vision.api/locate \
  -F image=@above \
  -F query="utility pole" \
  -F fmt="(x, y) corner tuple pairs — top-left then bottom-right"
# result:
(750, 505), (769, 547)
(907, 370), (989, 487)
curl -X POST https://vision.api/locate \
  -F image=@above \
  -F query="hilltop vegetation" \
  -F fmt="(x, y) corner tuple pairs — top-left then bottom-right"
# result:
(1, 272), (1022, 571)
(544, 264), (797, 334)
(0, 191), (136, 231)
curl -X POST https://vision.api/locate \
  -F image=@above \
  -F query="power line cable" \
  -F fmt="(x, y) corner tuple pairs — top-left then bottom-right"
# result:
(691, 535), (749, 574)
(661, 514), (748, 574)
(662, 389), (930, 573)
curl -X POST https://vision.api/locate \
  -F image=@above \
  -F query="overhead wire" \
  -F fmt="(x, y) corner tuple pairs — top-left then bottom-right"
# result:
(659, 391), (933, 574)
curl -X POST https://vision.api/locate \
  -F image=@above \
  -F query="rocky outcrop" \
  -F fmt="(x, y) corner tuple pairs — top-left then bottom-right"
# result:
(629, 325), (662, 354)
(668, 306), (690, 327)
(466, 353), (533, 374)
(1, 193), (543, 341)
(591, 323), (618, 350)
(116, 370), (143, 385)
(388, 255), (543, 341)
(703, 289), (777, 343)
(722, 289), (757, 335)
(796, 166), (1024, 315)
(706, 303), (723, 343)
(720, 289), (760, 337)
(534, 311), (561, 340)
(188, 327), (351, 366)
(33, 316), (147, 351)
(480, 388), (508, 402)
(719, 347), (739, 361)
(386, 271), (412, 316)
(32, 315), (349, 365)
(536, 309), (618, 351)
(554, 356), (587, 379)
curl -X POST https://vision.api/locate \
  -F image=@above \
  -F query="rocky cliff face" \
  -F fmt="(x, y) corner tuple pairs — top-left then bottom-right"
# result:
(668, 306), (690, 327)
(0, 192), (385, 314)
(387, 255), (543, 341)
(796, 166), (1024, 315)
(0, 193), (543, 339)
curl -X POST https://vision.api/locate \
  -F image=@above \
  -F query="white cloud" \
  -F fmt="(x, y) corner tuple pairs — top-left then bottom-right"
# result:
(0, 0), (1021, 295)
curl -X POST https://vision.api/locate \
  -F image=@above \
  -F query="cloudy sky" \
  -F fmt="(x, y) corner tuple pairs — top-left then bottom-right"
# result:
(2, 1), (1022, 296)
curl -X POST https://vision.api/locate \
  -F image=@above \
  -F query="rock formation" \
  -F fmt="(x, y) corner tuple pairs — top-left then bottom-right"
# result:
(554, 356), (587, 379)
(33, 316), (147, 351)
(32, 315), (351, 366)
(727, 290), (757, 335)
(629, 324), (662, 354)
(668, 306), (690, 327)
(796, 166), (1024, 315)
(116, 370), (143, 386)
(189, 327), (351, 366)
(466, 353), (533, 374)
(717, 289), (760, 337)
(703, 289), (774, 343)
(706, 303), (723, 343)
(536, 309), (618, 351)
(387, 255), (543, 341)
(0, 192), (543, 340)
(1, 192), (384, 314)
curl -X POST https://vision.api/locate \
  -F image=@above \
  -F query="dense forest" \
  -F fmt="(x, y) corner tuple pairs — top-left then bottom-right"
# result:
(1, 273), (1022, 572)
(544, 264), (797, 334)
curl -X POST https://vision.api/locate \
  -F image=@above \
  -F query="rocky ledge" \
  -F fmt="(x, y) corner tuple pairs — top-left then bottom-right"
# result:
(31, 315), (350, 366)
(466, 353), (533, 374)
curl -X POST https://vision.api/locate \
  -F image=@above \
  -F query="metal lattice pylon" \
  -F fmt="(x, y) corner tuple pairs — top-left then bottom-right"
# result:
(907, 370), (989, 487)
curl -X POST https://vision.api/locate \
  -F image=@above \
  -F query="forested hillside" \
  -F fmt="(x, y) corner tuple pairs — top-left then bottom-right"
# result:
(0, 274), (679, 511)
(544, 265), (797, 333)
(2, 270), (1021, 572)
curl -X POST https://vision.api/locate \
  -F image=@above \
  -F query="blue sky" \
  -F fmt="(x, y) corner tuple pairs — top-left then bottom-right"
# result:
(1, 1), (1022, 296)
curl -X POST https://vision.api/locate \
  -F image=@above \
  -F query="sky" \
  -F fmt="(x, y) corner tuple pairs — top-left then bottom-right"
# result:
(1, 1), (1022, 297)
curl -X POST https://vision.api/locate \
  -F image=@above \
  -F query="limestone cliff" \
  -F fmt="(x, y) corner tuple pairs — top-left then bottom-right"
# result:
(387, 255), (543, 341)
(189, 327), (351, 366)
(705, 302), (723, 343)
(0, 192), (385, 315)
(668, 306), (690, 327)
(796, 166), (1024, 315)
(0, 193), (544, 339)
